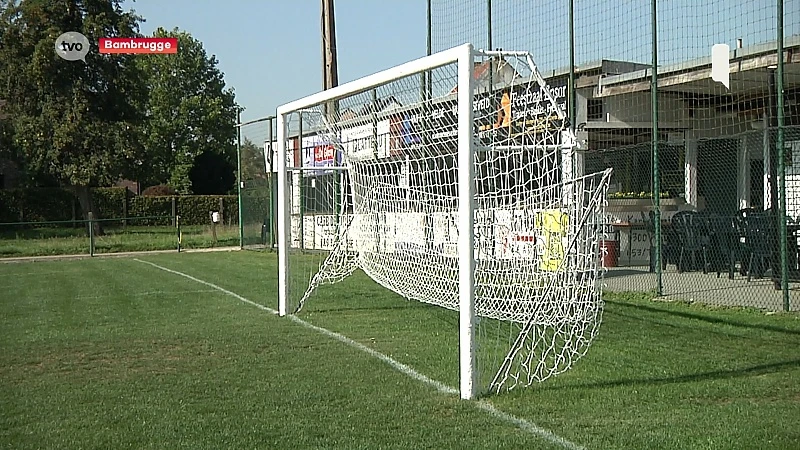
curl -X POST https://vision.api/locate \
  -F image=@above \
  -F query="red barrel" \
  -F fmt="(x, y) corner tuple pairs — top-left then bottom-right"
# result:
(599, 240), (618, 268)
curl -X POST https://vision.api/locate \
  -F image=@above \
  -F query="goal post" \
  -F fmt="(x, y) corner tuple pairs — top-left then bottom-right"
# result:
(276, 43), (611, 400)
(456, 43), (477, 399)
(277, 43), (479, 398)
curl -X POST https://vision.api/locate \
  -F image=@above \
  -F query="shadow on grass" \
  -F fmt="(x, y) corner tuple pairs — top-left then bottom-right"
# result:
(540, 358), (800, 392)
(606, 298), (800, 336)
(603, 268), (652, 278)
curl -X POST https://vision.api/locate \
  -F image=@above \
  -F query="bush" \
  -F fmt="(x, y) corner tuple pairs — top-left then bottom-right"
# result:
(177, 196), (237, 226)
(127, 195), (238, 226)
(93, 187), (129, 219)
(0, 188), (75, 223)
(129, 196), (174, 225)
(142, 184), (178, 196)
(0, 186), (240, 227)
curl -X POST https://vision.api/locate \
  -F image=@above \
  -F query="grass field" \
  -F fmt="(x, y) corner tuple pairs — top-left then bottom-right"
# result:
(0, 223), (239, 257)
(1, 251), (799, 449)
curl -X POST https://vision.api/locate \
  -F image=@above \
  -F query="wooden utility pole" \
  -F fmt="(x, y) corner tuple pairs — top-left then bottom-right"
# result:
(321, 0), (338, 92)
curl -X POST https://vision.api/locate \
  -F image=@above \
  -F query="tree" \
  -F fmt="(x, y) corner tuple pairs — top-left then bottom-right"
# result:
(137, 27), (239, 194)
(0, 0), (146, 234)
(189, 151), (235, 195)
(240, 137), (267, 181)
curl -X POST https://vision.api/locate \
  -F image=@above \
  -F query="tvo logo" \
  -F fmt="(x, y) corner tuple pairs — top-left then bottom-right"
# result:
(55, 31), (90, 62)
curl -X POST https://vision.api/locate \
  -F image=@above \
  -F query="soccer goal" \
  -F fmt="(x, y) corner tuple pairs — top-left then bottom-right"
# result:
(276, 43), (612, 400)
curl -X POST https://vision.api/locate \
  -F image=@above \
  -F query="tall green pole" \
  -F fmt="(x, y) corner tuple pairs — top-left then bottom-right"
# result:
(268, 117), (276, 251)
(777, 0), (789, 311)
(651, 0), (663, 296)
(237, 109), (243, 249)
(426, 0), (432, 56)
(569, 0), (575, 133)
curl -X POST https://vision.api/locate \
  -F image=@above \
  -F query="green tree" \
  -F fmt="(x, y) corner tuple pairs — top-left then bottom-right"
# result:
(240, 137), (267, 181)
(137, 27), (239, 194)
(0, 0), (146, 233)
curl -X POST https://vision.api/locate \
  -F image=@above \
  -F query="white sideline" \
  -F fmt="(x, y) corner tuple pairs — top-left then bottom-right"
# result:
(133, 258), (585, 450)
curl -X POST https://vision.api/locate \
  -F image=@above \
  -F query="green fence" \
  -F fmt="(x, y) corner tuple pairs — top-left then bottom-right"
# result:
(238, 115), (276, 250)
(0, 215), (239, 258)
(426, 0), (799, 311)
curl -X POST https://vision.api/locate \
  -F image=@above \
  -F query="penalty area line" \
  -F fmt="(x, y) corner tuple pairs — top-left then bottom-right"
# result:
(133, 258), (585, 450)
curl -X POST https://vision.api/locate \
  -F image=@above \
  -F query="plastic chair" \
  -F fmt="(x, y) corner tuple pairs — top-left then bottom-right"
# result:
(671, 211), (710, 273)
(706, 213), (737, 279)
(738, 210), (777, 281)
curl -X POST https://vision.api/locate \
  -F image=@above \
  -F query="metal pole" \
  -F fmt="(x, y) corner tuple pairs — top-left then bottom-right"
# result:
(777, 0), (789, 311)
(487, 0), (493, 93)
(237, 109), (243, 249)
(88, 212), (94, 256)
(651, 0), (663, 296)
(268, 117), (276, 251)
(299, 114), (305, 252)
(277, 114), (290, 316)
(457, 43), (476, 400)
(487, 0), (492, 50)
(426, 0), (432, 56)
(568, 0), (576, 132)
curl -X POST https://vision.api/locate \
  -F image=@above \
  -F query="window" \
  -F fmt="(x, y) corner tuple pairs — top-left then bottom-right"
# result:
(587, 99), (603, 121)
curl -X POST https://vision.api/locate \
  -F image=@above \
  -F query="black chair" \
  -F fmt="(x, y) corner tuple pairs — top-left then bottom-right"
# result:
(734, 208), (762, 276)
(671, 211), (710, 273)
(738, 210), (777, 281)
(705, 213), (737, 279)
(641, 210), (669, 272)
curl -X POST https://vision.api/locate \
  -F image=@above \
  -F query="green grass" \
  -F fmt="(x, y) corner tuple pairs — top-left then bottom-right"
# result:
(1, 251), (799, 449)
(0, 224), (239, 257)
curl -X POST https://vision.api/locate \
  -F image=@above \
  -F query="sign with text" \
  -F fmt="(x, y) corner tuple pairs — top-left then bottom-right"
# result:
(301, 136), (341, 177)
(340, 121), (391, 161)
(99, 38), (178, 54)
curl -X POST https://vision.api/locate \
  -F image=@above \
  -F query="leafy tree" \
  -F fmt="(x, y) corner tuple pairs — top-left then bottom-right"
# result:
(0, 0), (146, 233)
(240, 137), (267, 181)
(137, 27), (239, 194)
(189, 151), (235, 195)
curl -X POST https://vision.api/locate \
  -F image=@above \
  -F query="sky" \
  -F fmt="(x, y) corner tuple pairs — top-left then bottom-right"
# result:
(125, 0), (428, 125)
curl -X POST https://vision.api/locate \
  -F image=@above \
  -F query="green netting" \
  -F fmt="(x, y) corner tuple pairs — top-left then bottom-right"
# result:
(239, 117), (275, 250)
(428, 0), (800, 311)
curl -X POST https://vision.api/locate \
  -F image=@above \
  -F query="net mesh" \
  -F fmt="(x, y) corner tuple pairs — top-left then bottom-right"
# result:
(281, 49), (611, 393)
(240, 117), (276, 249)
(425, 0), (800, 312)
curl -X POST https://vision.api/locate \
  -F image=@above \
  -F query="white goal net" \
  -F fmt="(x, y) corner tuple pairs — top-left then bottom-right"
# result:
(277, 44), (612, 398)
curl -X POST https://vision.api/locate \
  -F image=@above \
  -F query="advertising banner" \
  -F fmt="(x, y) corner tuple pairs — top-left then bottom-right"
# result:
(302, 135), (341, 177)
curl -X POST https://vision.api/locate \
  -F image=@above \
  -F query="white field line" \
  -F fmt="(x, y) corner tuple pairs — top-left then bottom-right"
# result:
(74, 289), (218, 300)
(134, 259), (277, 314)
(134, 258), (585, 450)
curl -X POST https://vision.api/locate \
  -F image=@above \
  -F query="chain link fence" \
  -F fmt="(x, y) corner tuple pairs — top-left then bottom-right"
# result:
(428, 0), (800, 311)
(238, 116), (276, 250)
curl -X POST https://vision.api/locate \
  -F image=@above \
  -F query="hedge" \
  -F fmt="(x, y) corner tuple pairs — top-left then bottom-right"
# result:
(0, 187), (239, 226)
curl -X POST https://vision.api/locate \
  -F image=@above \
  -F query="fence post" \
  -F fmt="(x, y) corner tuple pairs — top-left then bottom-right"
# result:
(171, 197), (177, 227)
(210, 211), (218, 246)
(176, 214), (182, 253)
(88, 211), (95, 256)
(122, 191), (128, 228)
(269, 117), (276, 251)
(651, 0), (663, 297)
(237, 110), (244, 249)
(776, 0), (789, 311)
